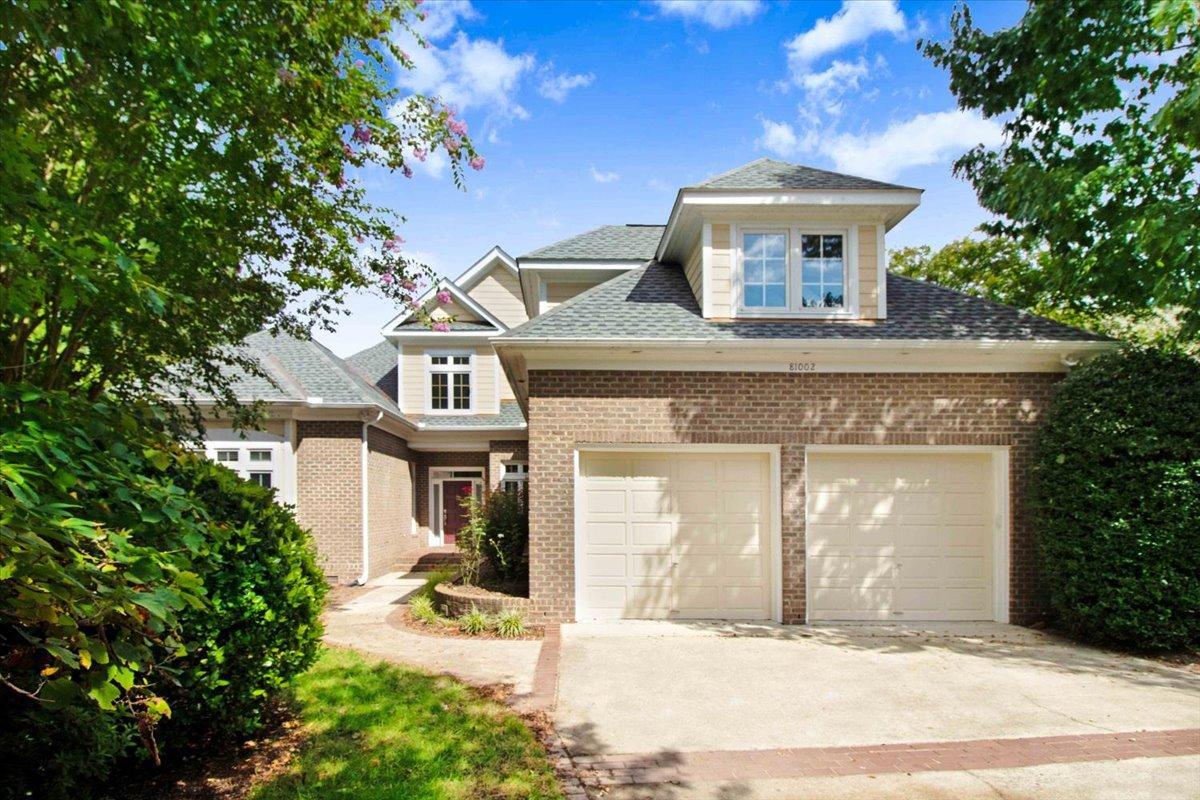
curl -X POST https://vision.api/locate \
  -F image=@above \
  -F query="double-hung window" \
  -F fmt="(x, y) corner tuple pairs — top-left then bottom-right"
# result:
(428, 352), (472, 413)
(501, 462), (528, 494)
(737, 227), (852, 316)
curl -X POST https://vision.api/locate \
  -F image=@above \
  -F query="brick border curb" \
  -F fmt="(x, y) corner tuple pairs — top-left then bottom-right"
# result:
(529, 623), (561, 711)
(573, 728), (1200, 788)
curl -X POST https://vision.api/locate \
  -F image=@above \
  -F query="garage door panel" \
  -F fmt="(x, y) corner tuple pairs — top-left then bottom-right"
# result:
(808, 452), (996, 622)
(578, 451), (774, 621)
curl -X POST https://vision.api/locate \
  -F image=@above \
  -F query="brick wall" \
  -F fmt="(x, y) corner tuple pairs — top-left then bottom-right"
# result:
(414, 451), (489, 537)
(488, 439), (529, 491)
(366, 426), (419, 579)
(295, 420), (362, 583)
(526, 370), (1062, 624)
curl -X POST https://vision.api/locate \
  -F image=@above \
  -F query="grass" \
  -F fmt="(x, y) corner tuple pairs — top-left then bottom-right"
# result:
(251, 648), (562, 800)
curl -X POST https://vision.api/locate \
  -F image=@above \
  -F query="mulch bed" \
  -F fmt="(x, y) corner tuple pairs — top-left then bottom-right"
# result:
(122, 702), (305, 800)
(386, 605), (544, 640)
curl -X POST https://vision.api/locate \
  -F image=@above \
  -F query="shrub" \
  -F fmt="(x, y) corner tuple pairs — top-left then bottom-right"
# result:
(421, 566), (458, 603)
(152, 456), (327, 744)
(409, 595), (441, 625)
(495, 608), (526, 639)
(456, 491), (487, 586)
(458, 606), (490, 635)
(1032, 348), (1200, 651)
(481, 488), (529, 582)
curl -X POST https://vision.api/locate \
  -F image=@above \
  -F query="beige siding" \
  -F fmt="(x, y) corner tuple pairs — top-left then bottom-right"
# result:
(858, 224), (879, 319)
(429, 297), (479, 322)
(498, 352), (517, 401)
(400, 345), (499, 415)
(544, 282), (589, 310)
(710, 223), (733, 318)
(466, 267), (527, 329)
(684, 239), (702, 308)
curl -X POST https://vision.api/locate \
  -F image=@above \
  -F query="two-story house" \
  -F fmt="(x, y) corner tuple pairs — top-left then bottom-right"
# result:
(200, 158), (1112, 623)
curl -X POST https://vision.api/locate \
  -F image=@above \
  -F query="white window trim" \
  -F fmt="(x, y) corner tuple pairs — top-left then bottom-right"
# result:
(425, 349), (475, 415)
(500, 461), (528, 490)
(202, 427), (295, 505)
(733, 223), (859, 320)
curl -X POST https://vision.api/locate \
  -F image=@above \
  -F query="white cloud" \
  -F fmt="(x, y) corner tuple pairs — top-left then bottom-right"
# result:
(412, 0), (480, 40)
(785, 1), (906, 74)
(651, 0), (765, 29)
(590, 165), (620, 183)
(756, 117), (814, 159)
(538, 69), (595, 102)
(797, 57), (870, 115)
(817, 110), (1003, 180)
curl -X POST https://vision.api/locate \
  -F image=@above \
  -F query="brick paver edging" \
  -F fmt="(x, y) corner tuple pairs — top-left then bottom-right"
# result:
(572, 728), (1200, 787)
(529, 623), (561, 711)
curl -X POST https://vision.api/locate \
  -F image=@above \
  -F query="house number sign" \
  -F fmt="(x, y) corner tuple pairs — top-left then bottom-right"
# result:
(788, 361), (818, 373)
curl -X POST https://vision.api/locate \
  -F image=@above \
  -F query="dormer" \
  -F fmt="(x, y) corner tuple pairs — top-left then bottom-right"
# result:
(657, 159), (921, 321)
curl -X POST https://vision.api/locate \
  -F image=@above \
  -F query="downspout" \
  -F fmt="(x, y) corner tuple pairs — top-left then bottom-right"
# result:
(356, 410), (385, 586)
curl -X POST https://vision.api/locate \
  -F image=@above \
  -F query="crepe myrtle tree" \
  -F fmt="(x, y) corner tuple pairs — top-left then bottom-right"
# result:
(0, 0), (485, 422)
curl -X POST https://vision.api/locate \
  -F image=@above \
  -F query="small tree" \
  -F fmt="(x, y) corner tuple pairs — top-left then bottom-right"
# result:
(455, 487), (486, 587)
(1032, 348), (1200, 650)
(481, 488), (529, 583)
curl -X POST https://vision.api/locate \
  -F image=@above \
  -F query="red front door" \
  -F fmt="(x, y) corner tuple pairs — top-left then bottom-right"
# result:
(442, 480), (474, 544)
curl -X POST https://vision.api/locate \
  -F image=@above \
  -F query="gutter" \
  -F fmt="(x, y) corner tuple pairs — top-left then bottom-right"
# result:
(356, 409), (385, 586)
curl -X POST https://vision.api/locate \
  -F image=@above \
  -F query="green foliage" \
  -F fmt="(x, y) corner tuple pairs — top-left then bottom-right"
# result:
(420, 567), (459, 603)
(0, 387), (210, 756)
(1031, 348), (1200, 651)
(457, 606), (490, 636)
(495, 608), (526, 639)
(250, 648), (563, 800)
(154, 456), (327, 744)
(1, 0), (481, 414)
(481, 488), (529, 583)
(408, 595), (441, 626)
(921, 1), (1200, 340)
(0, 699), (134, 800)
(456, 490), (488, 586)
(890, 237), (1195, 351)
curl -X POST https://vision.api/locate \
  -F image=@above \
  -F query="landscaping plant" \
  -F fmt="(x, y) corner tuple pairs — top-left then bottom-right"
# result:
(420, 567), (459, 603)
(458, 606), (491, 636)
(408, 595), (442, 626)
(495, 608), (527, 639)
(482, 488), (530, 583)
(1032, 348), (1200, 651)
(456, 489), (488, 586)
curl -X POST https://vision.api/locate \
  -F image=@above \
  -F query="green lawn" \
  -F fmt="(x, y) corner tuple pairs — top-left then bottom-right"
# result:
(251, 647), (563, 800)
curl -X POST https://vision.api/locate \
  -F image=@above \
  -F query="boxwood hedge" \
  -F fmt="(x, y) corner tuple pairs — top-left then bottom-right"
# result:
(1031, 348), (1199, 651)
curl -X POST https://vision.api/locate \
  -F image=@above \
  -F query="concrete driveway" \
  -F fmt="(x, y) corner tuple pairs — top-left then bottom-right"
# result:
(554, 621), (1200, 799)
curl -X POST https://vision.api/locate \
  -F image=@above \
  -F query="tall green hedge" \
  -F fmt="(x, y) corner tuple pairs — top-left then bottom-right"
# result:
(1032, 348), (1200, 651)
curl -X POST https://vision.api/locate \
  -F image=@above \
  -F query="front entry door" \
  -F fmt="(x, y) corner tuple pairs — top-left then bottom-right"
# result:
(441, 480), (474, 544)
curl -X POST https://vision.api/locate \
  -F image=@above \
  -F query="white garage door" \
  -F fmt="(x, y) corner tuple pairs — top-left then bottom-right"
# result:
(577, 451), (773, 621)
(807, 451), (997, 621)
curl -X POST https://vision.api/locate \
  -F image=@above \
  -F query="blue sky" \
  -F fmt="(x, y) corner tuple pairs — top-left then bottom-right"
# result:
(320, 0), (1026, 355)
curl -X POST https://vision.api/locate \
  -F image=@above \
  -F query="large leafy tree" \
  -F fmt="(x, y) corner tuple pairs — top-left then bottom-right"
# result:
(922, 0), (1199, 340)
(0, 0), (481, 413)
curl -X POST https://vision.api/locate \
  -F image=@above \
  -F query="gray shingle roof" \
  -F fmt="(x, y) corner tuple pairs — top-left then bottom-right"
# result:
(499, 262), (1109, 343)
(693, 158), (918, 192)
(204, 331), (405, 418)
(520, 224), (664, 261)
(394, 320), (498, 332)
(411, 401), (526, 429)
(345, 339), (398, 402)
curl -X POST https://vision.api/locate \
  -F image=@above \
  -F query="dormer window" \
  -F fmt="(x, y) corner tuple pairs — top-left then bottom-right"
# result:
(735, 225), (856, 318)
(427, 351), (473, 413)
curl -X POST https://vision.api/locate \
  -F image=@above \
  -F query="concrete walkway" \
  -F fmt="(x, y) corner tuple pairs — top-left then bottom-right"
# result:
(323, 571), (542, 698)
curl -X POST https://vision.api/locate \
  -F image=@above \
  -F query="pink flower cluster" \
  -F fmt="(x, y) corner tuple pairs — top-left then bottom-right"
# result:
(351, 122), (371, 145)
(383, 235), (404, 251)
(448, 118), (468, 137)
(413, 147), (428, 162)
(432, 321), (450, 333)
(436, 290), (452, 305)
(469, 155), (485, 171)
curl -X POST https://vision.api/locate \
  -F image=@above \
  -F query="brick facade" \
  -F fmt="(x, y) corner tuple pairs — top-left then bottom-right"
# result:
(366, 426), (420, 579)
(295, 420), (363, 583)
(525, 370), (1062, 624)
(489, 439), (529, 491)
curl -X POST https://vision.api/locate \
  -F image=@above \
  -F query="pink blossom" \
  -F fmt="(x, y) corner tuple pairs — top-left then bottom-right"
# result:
(401, 279), (416, 291)
(342, 142), (354, 157)
(399, 49), (411, 63)
(413, 147), (428, 162)
(335, 175), (347, 189)
(436, 290), (452, 305)
(355, 235), (364, 243)
(444, 138), (460, 154)
(380, 272), (395, 285)
(414, 0), (424, 5)
(469, 155), (485, 171)
(277, 67), (297, 84)
(383, 236), (404, 251)
(402, 164), (413, 179)
(351, 122), (371, 144)
(432, 321), (451, 333)
(448, 118), (468, 137)
(354, 58), (365, 69)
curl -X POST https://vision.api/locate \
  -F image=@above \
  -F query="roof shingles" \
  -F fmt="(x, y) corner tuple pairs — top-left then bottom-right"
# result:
(499, 262), (1108, 343)
(693, 158), (918, 192)
(520, 224), (664, 261)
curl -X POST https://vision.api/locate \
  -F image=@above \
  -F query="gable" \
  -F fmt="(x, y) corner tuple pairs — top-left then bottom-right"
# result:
(466, 265), (527, 328)
(429, 297), (481, 322)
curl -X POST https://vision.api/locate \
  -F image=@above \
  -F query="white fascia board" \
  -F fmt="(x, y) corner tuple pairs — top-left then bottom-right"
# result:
(516, 260), (647, 270)
(492, 337), (1114, 352)
(386, 331), (498, 342)
(455, 246), (518, 292)
(380, 278), (508, 335)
